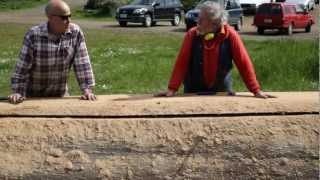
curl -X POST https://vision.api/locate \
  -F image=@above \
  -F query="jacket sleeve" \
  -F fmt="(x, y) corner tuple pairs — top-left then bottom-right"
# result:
(11, 31), (34, 96)
(229, 28), (260, 94)
(168, 30), (194, 91)
(73, 28), (95, 91)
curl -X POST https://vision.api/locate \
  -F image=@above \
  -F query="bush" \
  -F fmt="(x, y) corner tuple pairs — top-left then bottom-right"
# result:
(0, 0), (47, 10)
(85, 0), (132, 16)
(182, 0), (200, 11)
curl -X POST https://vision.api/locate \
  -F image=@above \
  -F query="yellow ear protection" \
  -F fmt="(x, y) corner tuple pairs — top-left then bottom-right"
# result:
(204, 33), (215, 41)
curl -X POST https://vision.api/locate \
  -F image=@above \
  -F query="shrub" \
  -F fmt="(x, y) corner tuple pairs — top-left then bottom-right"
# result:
(85, 0), (132, 16)
(182, 0), (200, 11)
(85, 0), (131, 9)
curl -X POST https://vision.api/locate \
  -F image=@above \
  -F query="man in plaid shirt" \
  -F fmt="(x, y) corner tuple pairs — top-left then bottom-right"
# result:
(9, 0), (96, 103)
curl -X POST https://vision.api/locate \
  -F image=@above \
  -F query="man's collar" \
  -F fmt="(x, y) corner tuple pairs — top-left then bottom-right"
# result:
(38, 23), (49, 37)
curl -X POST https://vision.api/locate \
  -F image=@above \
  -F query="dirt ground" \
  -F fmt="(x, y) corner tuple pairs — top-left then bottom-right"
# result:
(0, 115), (318, 179)
(0, 1), (318, 40)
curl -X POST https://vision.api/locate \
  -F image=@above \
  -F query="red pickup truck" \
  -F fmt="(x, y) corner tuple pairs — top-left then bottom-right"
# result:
(253, 3), (314, 35)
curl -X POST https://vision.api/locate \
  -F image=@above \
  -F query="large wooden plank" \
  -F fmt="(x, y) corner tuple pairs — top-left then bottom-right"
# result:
(0, 92), (318, 117)
(0, 115), (318, 179)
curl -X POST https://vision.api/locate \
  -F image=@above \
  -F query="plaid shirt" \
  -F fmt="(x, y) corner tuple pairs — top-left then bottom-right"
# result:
(11, 23), (95, 97)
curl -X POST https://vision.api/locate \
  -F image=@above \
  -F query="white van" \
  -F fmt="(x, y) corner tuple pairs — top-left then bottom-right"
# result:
(240, 0), (269, 12)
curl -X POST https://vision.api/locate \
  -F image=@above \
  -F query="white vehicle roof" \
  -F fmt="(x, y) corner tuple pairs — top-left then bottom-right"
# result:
(285, 0), (309, 5)
(239, 0), (269, 6)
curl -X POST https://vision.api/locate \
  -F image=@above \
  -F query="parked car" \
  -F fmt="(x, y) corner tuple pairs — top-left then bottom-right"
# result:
(253, 3), (315, 35)
(185, 0), (244, 31)
(285, 0), (315, 10)
(115, 0), (183, 27)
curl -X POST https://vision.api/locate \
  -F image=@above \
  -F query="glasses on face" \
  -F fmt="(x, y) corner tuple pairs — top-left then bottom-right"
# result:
(54, 14), (71, 21)
(198, 16), (220, 27)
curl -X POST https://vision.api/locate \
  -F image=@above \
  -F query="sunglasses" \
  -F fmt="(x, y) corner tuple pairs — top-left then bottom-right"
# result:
(53, 14), (71, 20)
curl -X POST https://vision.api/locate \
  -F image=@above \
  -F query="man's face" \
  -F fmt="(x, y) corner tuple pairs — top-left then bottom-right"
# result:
(49, 14), (71, 34)
(197, 9), (220, 35)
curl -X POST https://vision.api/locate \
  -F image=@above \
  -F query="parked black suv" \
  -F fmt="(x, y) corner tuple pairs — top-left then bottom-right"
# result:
(116, 0), (184, 27)
(185, 0), (243, 31)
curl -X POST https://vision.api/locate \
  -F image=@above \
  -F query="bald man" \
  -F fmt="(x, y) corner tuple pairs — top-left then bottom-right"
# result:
(9, 0), (96, 104)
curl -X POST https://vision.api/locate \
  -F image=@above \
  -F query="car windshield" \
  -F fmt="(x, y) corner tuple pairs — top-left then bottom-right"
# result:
(258, 4), (282, 14)
(131, 0), (155, 5)
(197, 0), (224, 8)
(295, 4), (305, 12)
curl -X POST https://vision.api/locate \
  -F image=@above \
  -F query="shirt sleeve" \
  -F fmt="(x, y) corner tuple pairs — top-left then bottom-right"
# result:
(229, 28), (260, 94)
(73, 29), (95, 91)
(168, 30), (194, 91)
(11, 31), (34, 96)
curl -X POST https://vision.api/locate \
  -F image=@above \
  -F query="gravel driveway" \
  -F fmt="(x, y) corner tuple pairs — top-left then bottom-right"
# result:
(0, 1), (318, 40)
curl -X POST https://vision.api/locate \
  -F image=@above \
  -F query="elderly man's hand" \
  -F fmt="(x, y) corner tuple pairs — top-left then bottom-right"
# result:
(8, 93), (25, 104)
(154, 89), (176, 97)
(80, 89), (96, 101)
(254, 91), (276, 99)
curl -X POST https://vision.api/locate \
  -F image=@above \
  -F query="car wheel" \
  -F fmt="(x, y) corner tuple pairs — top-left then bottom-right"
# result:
(171, 14), (181, 26)
(305, 23), (311, 32)
(257, 27), (264, 35)
(119, 21), (127, 27)
(234, 18), (242, 31)
(286, 23), (293, 35)
(143, 14), (152, 27)
(151, 21), (157, 26)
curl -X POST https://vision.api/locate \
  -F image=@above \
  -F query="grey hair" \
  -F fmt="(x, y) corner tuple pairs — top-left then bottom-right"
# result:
(198, 1), (228, 26)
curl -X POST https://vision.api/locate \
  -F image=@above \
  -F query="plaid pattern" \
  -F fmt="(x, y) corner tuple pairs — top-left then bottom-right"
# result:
(11, 23), (95, 97)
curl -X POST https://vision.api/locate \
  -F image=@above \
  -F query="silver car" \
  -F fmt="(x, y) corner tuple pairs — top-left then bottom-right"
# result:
(185, 0), (244, 31)
(285, 0), (315, 10)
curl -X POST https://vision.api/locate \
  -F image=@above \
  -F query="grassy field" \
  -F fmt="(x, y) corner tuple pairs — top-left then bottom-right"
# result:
(0, 23), (318, 97)
(0, 0), (114, 21)
(0, 0), (47, 11)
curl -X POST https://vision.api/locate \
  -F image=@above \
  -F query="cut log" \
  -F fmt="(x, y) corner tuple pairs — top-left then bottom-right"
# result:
(0, 92), (318, 179)
(0, 92), (317, 117)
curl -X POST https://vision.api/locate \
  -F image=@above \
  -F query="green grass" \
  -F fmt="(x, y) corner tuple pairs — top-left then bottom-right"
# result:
(233, 39), (319, 92)
(0, 0), (47, 11)
(0, 23), (318, 97)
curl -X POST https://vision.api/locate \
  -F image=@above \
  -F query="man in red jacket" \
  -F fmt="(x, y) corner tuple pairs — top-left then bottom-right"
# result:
(158, 1), (273, 98)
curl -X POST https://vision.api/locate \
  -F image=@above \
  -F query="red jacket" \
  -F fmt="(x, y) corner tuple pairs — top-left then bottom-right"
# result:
(168, 24), (260, 94)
